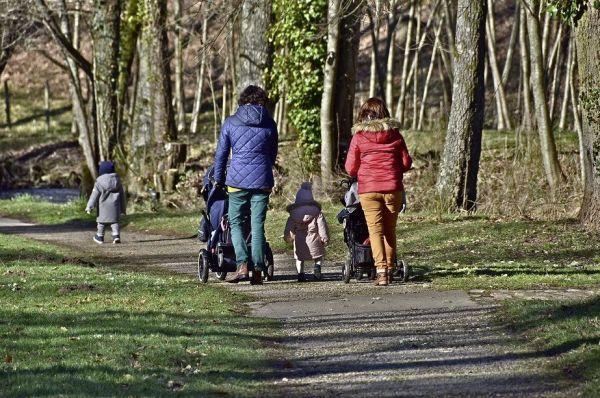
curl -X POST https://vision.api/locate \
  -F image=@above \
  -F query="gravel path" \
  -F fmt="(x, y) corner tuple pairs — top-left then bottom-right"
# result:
(0, 217), (576, 397)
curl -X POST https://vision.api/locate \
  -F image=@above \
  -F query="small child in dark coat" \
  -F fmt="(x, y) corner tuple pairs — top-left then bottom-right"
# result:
(85, 161), (126, 244)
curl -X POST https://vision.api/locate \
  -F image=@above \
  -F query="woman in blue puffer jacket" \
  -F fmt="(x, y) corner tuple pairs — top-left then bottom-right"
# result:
(213, 85), (278, 285)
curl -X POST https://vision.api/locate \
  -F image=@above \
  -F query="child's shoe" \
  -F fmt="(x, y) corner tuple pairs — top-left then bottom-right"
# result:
(112, 236), (121, 244)
(313, 264), (322, 281)
(297, 272), (306, 282)
(93, 235), (104, 245)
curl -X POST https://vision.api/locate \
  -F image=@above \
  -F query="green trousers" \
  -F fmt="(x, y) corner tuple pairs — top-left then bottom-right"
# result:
(228, 189), (270, 271)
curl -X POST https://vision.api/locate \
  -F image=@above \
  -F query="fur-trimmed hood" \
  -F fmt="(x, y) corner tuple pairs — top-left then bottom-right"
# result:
(351, 118), (403, 134)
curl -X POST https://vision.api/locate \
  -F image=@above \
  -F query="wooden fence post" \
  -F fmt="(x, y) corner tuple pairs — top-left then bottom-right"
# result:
(44, 81), (51, 133)
(3, 80), (11, 129)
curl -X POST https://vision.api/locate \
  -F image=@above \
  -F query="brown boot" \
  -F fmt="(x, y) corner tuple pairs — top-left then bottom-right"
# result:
(250, 269), (263, 285)
(374, 270), (388, 286)
(387, 267), (394, 284)
(225, 262), (249, 283)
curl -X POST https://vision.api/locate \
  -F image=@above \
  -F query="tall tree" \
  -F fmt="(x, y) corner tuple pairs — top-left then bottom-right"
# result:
(320, 0), (342, 182)
(437, 0), (486, 210)
(57, 0), (97, 179)
(237, 0), (272, 94)
(523, 0), (563, 190)
(173, 0), (186, 135)
(576, 3), (600, 228)
(334, 0), (363, 161)
(130, 0), (178, 192)
(91, 0), (121, 160)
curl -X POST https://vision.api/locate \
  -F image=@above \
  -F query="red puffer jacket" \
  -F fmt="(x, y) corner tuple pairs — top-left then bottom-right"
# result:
(344, 118), (412, 194)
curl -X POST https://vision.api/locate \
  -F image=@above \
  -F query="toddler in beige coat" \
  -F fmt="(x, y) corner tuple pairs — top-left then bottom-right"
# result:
(284, 182), (329, 282)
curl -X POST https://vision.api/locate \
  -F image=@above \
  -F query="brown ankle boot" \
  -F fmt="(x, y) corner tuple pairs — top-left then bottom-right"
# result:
(250, 269), (263, 285)
(387, 268), (394, 284)
(225, 262), (249, 283)
(374, 270), (388, 286)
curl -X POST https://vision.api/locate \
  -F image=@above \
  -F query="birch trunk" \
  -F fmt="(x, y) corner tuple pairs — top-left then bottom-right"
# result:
(395, 0), (415, 124)
(190, 11), (208, 135)
(519, 4), (533, 131)
(174, 0), (186, 135)
(321, 0), (342, 182)
(524, 0), (563, 190)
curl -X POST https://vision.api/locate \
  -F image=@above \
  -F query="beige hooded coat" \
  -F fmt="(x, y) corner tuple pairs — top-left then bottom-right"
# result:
(284, 183), (329, 261)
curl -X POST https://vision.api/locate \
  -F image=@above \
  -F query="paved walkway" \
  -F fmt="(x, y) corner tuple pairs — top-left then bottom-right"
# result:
(0, 217), (577, 397)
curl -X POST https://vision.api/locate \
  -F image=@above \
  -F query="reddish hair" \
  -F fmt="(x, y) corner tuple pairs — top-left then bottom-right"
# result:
(357, 97), (391, 122)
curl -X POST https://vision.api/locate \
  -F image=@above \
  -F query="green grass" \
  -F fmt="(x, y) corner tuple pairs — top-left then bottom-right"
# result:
(268, 201), (600, 290)
(0, 89), (74, 153)
(502, 297), (600, 396)
(2, 195), (599, 291)
(0, 195), (198, 237)
(0, 234), (278, 397)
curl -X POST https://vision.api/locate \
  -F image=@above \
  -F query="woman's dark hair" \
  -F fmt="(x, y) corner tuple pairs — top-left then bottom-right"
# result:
(238, 85), (269, 107)
(357, 97), (391, 122)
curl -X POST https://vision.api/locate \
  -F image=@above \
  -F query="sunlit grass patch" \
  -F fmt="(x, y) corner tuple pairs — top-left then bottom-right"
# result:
(502, 297), (600, 396)
(0, 234), (277, 397)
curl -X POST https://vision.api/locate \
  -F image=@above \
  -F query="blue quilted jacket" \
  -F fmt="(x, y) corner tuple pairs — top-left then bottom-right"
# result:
(214, 104), (278, 190)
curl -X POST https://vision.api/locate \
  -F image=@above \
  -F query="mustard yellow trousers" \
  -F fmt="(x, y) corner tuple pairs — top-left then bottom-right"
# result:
(359, 191), (403, 273)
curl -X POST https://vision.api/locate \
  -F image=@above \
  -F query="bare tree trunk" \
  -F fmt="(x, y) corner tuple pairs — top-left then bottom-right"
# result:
(3, 80), (10, 129)
(547, 23), (563, 71)
(368, 0), (381, 98)
(441, 0), (455, 64)
(321, 0), (342, 182)
(91, 0), (121, 160)
(568, 40), (585, 186)
(190, 10), (208, 136)
(437, 0), (486, 211)
(208, 60), (219, 142)
(221, 54), (229, 123)
(519, 3), (533, 131)
(524, 0), (563, 190)
(418, 22), (442, 130)
(334, 0), (363, 165)
(70, 0), (81, 137)
(44, 80), (50, 133)
(548, 28), (564, 121)
(385, 0), (398, 108)
(395, 0), (415, 124)
(558, 34), (572, 131)
(575, 6), (600, 228)
(485, 0), (511, 129)
(540, 10), (551, 60)
(174, 0), (186, 135)
(237, 0), (272, 94)
(57, 0), (97, 178)
(411, 2), (421, 130)
(501, 4), (519, 87)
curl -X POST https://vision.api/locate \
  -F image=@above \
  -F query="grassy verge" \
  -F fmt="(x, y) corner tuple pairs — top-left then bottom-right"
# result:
(3, 195), (599, 291)
(0, 234), (277, 397)
(501, 297), (600, 396)
(0, 89), (73, 153)
(0, 195), (198, 237)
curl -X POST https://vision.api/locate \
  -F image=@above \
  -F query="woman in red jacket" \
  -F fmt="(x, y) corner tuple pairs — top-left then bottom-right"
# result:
(345, 98), (412, 286)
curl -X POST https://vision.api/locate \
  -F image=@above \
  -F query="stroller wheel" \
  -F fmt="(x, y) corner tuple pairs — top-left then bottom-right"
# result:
(356, 268), (363, 281)
(197, 249), (209, 283)
(265, 246), (275, 281)
(400, 260), (409, 282)
(342, 258), (352, 284)
(215, 271), (228, 280)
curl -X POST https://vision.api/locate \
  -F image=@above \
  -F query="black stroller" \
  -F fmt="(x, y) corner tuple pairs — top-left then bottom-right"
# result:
(337, 180), (409, 283)
(196, 166), (274, 283)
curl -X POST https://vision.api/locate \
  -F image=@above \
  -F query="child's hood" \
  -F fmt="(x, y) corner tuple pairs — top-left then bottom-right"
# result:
(288, 204), (321, 224)
(96, 173), (121, 192)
